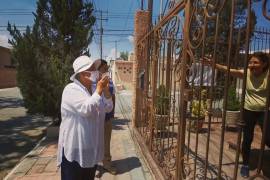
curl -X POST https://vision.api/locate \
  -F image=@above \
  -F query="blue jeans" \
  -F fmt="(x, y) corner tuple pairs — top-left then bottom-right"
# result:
(61, 149), (97, 180)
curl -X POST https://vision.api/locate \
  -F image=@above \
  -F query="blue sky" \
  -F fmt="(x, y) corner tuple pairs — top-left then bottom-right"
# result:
(0, 0), (140, 60)
(89, 0), (139, 60)
(0, 0), (269, 60)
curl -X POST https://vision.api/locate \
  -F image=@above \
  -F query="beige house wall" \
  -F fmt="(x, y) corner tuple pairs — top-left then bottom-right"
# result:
(111, 60), (133, 90)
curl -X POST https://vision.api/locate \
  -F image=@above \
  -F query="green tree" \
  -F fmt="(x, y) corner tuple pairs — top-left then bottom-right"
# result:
(188, 0), (257, 100)
(120, 51), (129, 60)
(8, 0), (96, 124)
(189, 0), (257, 65)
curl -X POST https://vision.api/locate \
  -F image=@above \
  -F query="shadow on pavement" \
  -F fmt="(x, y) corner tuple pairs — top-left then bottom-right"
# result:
(114, 156), (142, 174)
(96, 156), (142, 177)
(155, 131), (177, 138)
(0, 97), (24, 108)
(112, 118), (129, 130)
(0, 115), (51, 175)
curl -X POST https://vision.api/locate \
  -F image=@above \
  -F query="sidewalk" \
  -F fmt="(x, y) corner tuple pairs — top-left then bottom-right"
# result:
(4, 115), (152, 180)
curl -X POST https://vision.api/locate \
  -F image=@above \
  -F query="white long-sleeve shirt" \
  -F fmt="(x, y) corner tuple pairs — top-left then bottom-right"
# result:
(57, 80), (113, 168)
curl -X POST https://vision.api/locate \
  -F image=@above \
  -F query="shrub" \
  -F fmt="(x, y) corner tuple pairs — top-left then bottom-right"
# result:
(191, 89), (207, 118)
(155, 85), (170, 115)
(227, 86), (240, 111)
(191, 100), (207, 118)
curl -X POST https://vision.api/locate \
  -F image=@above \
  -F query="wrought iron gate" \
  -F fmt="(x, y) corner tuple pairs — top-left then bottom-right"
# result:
(133, 0), (270, 179)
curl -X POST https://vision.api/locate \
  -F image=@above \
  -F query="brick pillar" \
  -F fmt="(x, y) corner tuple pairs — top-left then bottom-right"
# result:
(132, 10), (150, 128)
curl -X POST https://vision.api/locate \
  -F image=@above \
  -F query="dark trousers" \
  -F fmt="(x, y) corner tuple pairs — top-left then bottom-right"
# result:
(242, 109), (270, 165)
(61, 151), (97, 180)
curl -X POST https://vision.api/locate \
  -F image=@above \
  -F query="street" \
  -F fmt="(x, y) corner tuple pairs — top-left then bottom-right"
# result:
(0, 88), (52, 179)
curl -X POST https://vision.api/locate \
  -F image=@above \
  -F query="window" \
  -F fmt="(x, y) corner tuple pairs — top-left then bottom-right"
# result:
(4, 65), (16, 69)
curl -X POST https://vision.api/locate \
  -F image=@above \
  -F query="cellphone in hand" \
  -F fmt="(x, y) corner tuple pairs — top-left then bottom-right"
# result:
(102, 72), (110, 79)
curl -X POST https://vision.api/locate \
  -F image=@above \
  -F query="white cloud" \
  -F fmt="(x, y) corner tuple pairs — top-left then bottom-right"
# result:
(127, 35), (134, 43)
(105, 48), (120, 61)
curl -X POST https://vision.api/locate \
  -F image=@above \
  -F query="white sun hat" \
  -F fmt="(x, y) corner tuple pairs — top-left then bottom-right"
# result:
(70, 55), (101, 81)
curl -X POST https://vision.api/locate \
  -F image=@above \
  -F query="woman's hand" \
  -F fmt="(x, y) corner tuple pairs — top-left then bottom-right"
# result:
(201, 56), (213, 67)
(96, 76), (110, 96)
(201, 56), (244, 78)
(103, 80), (112, 99)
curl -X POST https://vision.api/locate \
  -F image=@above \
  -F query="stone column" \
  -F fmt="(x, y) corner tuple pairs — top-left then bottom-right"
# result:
(132, 10), (150, 128)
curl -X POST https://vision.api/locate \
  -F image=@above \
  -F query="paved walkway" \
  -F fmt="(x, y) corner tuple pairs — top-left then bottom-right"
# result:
(4, 114), (152, 180)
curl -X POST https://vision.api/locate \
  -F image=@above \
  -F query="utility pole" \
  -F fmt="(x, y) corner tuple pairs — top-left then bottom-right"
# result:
(115, 40), (118, 60)
(100, 11), (103, 60)
(159, 0), (163, 21)
(96, 10), (108, 60)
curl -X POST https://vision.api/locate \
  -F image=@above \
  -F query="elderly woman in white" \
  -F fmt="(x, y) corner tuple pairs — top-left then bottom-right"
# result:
(57, 56), (113, 180)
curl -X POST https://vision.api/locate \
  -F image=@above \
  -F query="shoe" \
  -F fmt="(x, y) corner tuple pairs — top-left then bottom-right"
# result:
(240, 165), (249, 178)
(95, 165), (104, 178)
(103, 164), (117, 175)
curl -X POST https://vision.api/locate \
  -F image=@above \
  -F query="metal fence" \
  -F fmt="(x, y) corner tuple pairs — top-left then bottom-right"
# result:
(133, 0), (270, 179)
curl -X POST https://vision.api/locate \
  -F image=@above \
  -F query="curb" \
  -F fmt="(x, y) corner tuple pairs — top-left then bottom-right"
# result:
(4, 136), (48, 180)
(126, 124), (155, 180)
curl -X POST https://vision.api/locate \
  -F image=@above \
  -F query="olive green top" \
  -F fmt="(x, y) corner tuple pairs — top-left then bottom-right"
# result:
(244, 69), (269, 111)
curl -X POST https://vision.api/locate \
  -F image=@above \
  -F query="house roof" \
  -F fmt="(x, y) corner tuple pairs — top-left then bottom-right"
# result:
(0, 40), (12, 50)
(114, 60), (133, 64)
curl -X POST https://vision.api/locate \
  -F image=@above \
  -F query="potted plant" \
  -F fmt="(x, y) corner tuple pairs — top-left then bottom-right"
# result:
(225, 86), (240, 127)
(189, 99), (207, 132)
(188, 89), (207, 132)
(154, 85), (170, 131)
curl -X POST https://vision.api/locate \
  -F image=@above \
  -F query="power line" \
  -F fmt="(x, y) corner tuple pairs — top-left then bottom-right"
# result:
(0, 8), (35, 11)
(0, 10), (160, 17)
(0, 26), (134, 36)
(0, 14), (33, 16)
(91, 0), (101, 57)
(104, 39), (127, 43)
(0, 29), (133, 36)
(136, 0), (141, 9)
(94, 29), (133, 32)
(94, 10), (108, 60)
(94, 34), (133, 36)
(123, 1), (134, 32)
(115, 0), (135, 43)
(0, 4), (135, 54)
